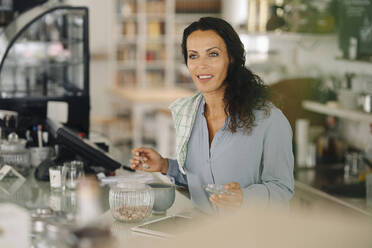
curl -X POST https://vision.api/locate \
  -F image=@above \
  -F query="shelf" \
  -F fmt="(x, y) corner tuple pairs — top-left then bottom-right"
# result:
(146, 13), (166, 20)
(239, 31), (372, 77)
(332, 57), (372, 75)
(302, 100), (372, 123)
(146, 61), (166, 69)
(175, 13), (220, 22)
(118, 36), (137, 44)
(117, 62), (136, 69)
(146, 36), (166, 43)
(117, 15), (138, 22)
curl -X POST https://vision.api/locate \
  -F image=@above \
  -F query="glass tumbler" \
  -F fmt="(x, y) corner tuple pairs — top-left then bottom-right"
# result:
(49, 166), (64, 192)
(203, 184), (235, 214)
(62, 161), (84, 190)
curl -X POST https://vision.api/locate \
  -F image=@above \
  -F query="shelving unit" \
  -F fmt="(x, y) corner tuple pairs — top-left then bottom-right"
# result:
(114, 0), (174, 88)
(302, 100), (372, 123)
(238, 31), (372, 86)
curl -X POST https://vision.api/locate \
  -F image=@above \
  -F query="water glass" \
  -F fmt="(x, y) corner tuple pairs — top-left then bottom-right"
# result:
(49, 166), (64, 192)
(203, 184), (235, 215)
(62, 161), (84, 190)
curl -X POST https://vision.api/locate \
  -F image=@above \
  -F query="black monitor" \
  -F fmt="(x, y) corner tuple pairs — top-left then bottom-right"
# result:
(46, 118), (134, 173)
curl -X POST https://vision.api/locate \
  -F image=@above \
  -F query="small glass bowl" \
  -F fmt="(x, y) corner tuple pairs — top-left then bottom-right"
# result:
(109, 181), (154, 223)
(203, 184), (234, 195)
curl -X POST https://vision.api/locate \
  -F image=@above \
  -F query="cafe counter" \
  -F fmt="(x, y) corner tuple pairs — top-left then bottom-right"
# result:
(0, 168), (198, 246)
(1, 165), (372, 247)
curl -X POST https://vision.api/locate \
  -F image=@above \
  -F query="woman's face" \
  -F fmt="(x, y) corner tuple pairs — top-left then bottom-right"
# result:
(186, 30), (230, 95)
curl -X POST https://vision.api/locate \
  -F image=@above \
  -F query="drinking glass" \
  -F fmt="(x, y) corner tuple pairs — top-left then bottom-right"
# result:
(49, 166), (64, 192)
(62, 161), (84, 190)
(203, 184), (235, 215)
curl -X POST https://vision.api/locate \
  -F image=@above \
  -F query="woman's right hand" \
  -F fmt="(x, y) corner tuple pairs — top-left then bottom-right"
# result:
(129, 147), (169, 174)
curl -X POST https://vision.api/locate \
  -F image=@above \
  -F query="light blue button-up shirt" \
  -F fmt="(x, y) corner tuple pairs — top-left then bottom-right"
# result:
(167, 97), (294, 213)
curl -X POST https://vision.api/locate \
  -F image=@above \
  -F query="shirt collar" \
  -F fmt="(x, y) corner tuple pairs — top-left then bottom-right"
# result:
(198, 96), (231, 130)
(200, 96), (206, 116)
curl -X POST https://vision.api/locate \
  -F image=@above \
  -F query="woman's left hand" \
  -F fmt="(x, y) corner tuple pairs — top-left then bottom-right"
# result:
(209, 182), (243, 210)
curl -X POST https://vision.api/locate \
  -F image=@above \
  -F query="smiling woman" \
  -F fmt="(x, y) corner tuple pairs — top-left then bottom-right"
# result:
(130, 17), (294, 214)
(181, 17), (271, 134)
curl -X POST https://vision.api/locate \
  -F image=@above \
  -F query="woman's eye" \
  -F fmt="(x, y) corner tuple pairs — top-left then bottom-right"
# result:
(210, 52), (219, 57)
(188, 54), (197, 59)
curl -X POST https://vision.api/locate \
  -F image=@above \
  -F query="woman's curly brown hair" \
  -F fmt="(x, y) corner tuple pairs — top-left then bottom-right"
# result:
(181, 17), (271, 133)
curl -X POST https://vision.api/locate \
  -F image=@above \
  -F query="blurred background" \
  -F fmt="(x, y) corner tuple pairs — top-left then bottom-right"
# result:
(0, 0), (372, 205)
(80, 0), (372, 170)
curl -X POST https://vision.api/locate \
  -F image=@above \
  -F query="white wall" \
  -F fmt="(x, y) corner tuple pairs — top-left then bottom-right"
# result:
(66, 0), (114, 55)
(66, 0), (116, 119)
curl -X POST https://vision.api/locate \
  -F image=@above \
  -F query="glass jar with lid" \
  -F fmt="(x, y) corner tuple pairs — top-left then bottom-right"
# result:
(109, 181), (154, 222)
(0, 132), (30, 176)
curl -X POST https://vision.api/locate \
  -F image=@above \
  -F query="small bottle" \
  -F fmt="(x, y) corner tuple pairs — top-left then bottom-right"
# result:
(316, 116), (343, 164)
(76, 176), (102, 227)
(348, 37), (358, 60)
(74, 176), (117, 247)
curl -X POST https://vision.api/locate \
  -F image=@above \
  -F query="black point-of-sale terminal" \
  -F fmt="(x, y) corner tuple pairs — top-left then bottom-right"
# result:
(35, 119), (134, 181)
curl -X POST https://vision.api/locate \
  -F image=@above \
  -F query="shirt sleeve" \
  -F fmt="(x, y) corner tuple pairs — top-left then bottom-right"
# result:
(166, 159), (189, 188)
(242, 109), (294, 210)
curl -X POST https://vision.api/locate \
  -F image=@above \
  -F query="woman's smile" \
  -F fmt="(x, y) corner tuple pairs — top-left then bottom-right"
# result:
(197, 74), (214, 82)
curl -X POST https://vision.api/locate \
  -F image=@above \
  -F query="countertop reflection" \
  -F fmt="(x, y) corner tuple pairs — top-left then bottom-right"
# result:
(295, 164), (372, 216)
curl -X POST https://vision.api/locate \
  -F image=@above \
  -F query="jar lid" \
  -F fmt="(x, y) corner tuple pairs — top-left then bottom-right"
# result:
(31, 207), (55, 218)
(0, 132), (27, 151)
(110, 181), (149, 192)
